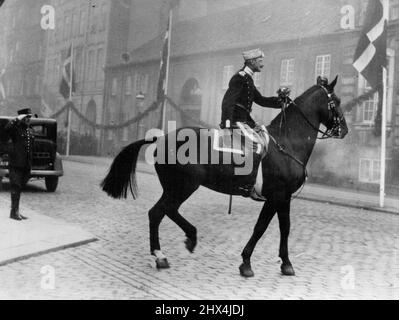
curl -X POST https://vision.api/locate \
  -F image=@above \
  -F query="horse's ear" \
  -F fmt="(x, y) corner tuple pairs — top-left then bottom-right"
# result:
(329, 75), (338, 90)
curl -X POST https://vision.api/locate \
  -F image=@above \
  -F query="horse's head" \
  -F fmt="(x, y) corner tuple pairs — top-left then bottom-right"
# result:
(315, 75), (348, 139)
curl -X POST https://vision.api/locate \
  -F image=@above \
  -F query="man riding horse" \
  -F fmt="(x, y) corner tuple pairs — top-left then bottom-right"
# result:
(220, 48), (287, 199)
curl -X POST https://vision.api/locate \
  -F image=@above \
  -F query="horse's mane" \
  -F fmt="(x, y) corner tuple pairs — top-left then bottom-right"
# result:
(268, 85), (320, 129)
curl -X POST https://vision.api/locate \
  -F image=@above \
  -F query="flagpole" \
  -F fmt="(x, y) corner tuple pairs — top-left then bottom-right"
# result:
(161, 9), (172, 132)
(379, 67), (387, 207)
(379, 0), (389, 207)
(66, 42), (74, 156)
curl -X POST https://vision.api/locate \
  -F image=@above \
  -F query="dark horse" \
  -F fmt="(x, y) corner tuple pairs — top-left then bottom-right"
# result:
(101, 76), (348, 277)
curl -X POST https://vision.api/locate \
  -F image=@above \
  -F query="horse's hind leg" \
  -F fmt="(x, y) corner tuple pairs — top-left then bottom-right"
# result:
(277, 199), (295, 276)
(148, 195), (169, 268)
(166, 208), (198, 253)
(164, 180), (200, 253)
(149, 171), (200, 268)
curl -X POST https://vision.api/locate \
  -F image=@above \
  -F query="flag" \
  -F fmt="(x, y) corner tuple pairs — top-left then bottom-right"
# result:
(353, 0), (388, 135)
(59, 44), (76, 100)
(156, 14), (172, 129)
(40, 99), (52, 117)
(353, 0), (387, 90)
(156, 17), (170, 103)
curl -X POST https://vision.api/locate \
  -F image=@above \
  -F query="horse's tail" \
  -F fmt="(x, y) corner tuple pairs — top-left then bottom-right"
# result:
(100, 139), (154, 199)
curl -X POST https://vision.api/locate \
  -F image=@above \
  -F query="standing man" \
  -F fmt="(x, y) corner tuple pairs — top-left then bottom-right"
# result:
(4, 108), (36, 220)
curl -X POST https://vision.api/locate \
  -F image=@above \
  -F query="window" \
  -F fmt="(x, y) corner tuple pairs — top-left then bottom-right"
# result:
(390, 0), (399, 20)
(315, 54), (331, 80)
(100, 3), (107, 31)
(63, 14), (72, 40)
(9, 49), (14, 63)
(56, 18), (63, 43)
(96, 48), (104, 80)
(125, 75), (132, 95)
(111, 78), (117, 96)
(222, 65), (234, 89)
(90, 5), (98, 33)
(135, 73), (148, 94)
(122, 126), (129, 141)
(361, 93), (378, 123)
(72, 12), (79, 37)
(357, 76), (378, 124)
(74, 48), (82, 82)
(87, 50), (95, 80)
(79, 10), (87, 35)
(107, 129), (113, 140)
(359, 158), (380, 183)
(280, 58), (295, 85)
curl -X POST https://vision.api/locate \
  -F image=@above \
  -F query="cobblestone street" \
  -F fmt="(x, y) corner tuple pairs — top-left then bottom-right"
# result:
(0, 159), (398, 299)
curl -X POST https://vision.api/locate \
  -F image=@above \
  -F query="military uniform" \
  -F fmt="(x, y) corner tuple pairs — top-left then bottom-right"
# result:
(4, 108), (35, 220)
(219, 48), (282, 201)
(220, 67), (281, 128)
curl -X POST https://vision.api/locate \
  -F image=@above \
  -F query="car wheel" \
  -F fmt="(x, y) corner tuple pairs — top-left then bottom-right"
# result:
(45, 176), (58, 192)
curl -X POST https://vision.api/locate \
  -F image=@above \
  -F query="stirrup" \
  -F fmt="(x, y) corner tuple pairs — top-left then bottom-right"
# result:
(238, 185), (252, 197)
(249, 187), (267, 202)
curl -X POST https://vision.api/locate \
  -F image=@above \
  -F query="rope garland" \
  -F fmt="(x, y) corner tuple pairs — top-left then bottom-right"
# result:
(48, 87), (380, 131)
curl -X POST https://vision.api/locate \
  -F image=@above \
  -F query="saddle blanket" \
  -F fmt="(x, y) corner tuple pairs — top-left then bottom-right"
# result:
(212, 123), (269, 157)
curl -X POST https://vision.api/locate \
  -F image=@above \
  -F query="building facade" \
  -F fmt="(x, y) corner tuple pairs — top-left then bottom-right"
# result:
(0, 0), (47, 115)
(103, 0), (399, 193)
(43, 0), (111, 153)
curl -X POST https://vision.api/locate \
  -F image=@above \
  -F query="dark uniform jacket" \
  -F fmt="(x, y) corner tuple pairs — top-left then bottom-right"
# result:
(4, 119), (35, 168)
(220, 69), (281, 128)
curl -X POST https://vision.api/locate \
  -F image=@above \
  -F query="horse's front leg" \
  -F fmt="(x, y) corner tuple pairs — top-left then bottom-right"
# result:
(277, 199), (295, 276)
(240, 201), (277, 277)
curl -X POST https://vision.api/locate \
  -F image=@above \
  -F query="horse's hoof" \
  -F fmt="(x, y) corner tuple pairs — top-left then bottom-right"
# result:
(156, 258), (170, 269)
(185, 237), (196, 253)
(239, 263), (254, 278)
(281, 263), (295, 276)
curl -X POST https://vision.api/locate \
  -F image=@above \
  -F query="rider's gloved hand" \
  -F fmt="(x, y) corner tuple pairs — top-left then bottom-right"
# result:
(16, 115), (27, 121)
(277, 87), (291, 99)
(277, 87), (291, 108)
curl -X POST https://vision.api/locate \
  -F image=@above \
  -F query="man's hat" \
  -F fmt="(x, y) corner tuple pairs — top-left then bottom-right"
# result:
(17, 108), (37, 118)
(242, 48), (264, 61)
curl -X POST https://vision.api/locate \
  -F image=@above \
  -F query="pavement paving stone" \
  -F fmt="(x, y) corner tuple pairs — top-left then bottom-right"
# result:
(0, 159), (398, 299)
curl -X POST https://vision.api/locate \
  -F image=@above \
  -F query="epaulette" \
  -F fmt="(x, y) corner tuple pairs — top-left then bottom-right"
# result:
(238, 71), (246, 76)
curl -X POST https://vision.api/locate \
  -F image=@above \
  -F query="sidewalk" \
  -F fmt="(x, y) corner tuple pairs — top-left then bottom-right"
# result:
(64, 155), (399, 215)
(0, 196), (97, 266)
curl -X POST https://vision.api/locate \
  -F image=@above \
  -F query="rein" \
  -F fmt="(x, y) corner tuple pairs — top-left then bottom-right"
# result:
(267, 133), (308, 200)
(289, 101), (332, 139)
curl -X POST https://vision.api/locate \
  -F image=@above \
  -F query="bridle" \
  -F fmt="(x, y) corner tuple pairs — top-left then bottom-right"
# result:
(283, 85), (344, 139)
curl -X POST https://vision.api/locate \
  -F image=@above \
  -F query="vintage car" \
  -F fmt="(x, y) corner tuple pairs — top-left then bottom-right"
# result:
(0, 116), (63, 192)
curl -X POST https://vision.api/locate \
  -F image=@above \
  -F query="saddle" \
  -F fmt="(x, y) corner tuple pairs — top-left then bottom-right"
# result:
(211, 123), (269, 201)
(212, 123), (269, 159)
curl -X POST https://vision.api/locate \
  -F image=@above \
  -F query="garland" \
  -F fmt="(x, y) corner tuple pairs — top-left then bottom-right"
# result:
(49, 87), (382, 132)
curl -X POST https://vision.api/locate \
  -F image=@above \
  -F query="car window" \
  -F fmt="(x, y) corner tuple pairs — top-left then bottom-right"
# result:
(32, 125), (48, 138)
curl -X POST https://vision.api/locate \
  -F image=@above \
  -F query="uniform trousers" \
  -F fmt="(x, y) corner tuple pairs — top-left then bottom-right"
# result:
(9, 166), (30, 210)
